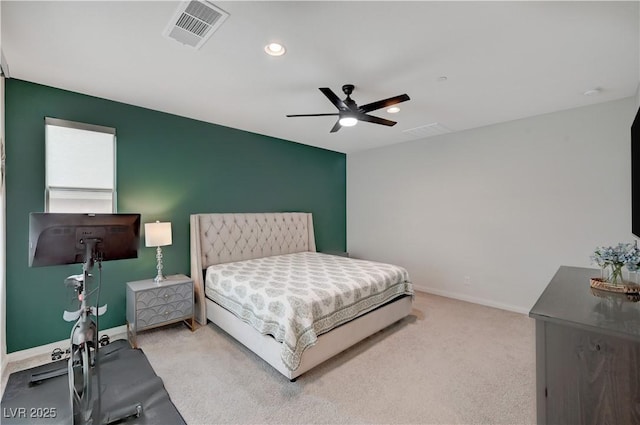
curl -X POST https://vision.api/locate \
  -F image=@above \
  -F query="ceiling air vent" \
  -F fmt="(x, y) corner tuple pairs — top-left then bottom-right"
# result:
(163, 1), (229, 50)
(402, 122), (452, 140)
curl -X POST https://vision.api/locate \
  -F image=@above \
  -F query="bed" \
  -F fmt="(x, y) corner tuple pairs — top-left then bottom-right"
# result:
(190, 212), (413, 380)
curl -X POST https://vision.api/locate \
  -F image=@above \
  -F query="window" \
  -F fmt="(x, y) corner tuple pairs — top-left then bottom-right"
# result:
(45, 118), (116, 213)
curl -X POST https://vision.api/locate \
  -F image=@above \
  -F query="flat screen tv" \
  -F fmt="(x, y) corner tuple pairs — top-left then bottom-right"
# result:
(28, 213), (141, 267)
(632, 105), (640, 238)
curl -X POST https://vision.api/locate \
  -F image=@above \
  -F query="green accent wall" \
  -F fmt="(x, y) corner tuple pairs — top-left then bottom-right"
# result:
(5, 79), (346, 353)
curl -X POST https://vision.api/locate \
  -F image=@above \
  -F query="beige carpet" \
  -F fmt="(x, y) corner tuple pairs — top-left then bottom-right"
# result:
(135, 292), (536, 425)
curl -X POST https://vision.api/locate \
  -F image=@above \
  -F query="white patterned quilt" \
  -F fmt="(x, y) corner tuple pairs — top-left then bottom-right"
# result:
(204, 251), (413, 371)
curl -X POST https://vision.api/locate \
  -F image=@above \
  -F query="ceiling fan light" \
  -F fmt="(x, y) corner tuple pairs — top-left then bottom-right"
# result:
(387, 106), (400, 114)
(339, 117), (358, 127)
(264, 42), (286, 56)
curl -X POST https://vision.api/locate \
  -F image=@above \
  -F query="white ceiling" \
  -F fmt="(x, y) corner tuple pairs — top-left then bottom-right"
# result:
(2, 1), (639, 154)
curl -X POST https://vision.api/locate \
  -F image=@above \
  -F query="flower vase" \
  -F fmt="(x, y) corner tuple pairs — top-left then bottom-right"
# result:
(591, 266), (640, 294)
(591, 242), (640, 295)
(605, 266), (625, 286)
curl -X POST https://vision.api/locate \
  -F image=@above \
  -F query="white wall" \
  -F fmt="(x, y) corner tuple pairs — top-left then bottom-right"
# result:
(0, 1), (6, 374)
(0, 75), (5, 372)
(348, 97), (637, 313)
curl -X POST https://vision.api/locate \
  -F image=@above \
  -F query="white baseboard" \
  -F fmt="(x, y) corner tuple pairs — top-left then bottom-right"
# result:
(5, 325), (128, 364)
(413, 285), (530, 315)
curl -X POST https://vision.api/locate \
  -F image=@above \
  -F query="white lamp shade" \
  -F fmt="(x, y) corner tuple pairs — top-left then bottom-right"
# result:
(145, 222), (172, 247)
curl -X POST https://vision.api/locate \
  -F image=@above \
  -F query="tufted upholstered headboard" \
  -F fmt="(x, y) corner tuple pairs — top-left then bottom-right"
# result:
(190, 212), (316, 324)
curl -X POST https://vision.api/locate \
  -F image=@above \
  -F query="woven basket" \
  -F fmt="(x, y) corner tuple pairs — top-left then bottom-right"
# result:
(590, 287), (640, 302)
(589, 277), (640, 294)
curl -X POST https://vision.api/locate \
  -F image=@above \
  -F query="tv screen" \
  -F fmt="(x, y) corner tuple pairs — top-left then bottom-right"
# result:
(28, 213), (141, 267)
(632, 105), (640, 237)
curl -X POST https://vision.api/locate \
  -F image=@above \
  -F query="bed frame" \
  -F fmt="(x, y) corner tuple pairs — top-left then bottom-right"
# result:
(190, 212), (413, 380)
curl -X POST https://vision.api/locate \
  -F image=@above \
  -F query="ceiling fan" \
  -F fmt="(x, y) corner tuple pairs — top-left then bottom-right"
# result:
(286, 84), (410, 133)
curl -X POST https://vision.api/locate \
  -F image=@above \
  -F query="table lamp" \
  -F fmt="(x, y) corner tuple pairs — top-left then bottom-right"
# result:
(145, 221), (172, 283)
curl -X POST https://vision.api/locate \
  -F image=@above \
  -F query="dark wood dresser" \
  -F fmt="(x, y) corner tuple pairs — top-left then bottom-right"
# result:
(529, 265), (640, 425)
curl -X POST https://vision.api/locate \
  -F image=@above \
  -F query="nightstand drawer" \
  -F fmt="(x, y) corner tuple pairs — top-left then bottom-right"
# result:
(135, 283), (192, 309)
(136, 300), (193, 329)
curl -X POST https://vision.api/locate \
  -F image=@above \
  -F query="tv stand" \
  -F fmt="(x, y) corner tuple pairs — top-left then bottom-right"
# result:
(530, 266), (640, 424)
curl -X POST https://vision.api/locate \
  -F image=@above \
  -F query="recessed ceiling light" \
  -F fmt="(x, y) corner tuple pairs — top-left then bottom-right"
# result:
(264, 42), (286, 56)
(387, 106), (400, 114)
(437, 76), (448, 82)
(339, 117), (358, 127)
(584, 88), (601, 96)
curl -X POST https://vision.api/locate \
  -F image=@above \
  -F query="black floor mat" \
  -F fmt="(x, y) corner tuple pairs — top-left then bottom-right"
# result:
(1, 340), (186, 425)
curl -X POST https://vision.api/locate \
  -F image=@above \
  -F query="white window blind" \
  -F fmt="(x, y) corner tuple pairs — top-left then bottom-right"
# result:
(45, 118), (116, 213)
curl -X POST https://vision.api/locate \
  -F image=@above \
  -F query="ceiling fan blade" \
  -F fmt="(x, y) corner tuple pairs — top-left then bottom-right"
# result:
(329, 120), (342, 133)
(286, 113), (340, 117)
(358, 94), (410, 113)
(319, 88), (349, 111)
(357, 114), (397, 127)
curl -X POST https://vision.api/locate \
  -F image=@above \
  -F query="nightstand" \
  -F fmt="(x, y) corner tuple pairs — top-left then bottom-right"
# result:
(126, 274), (194, 348)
